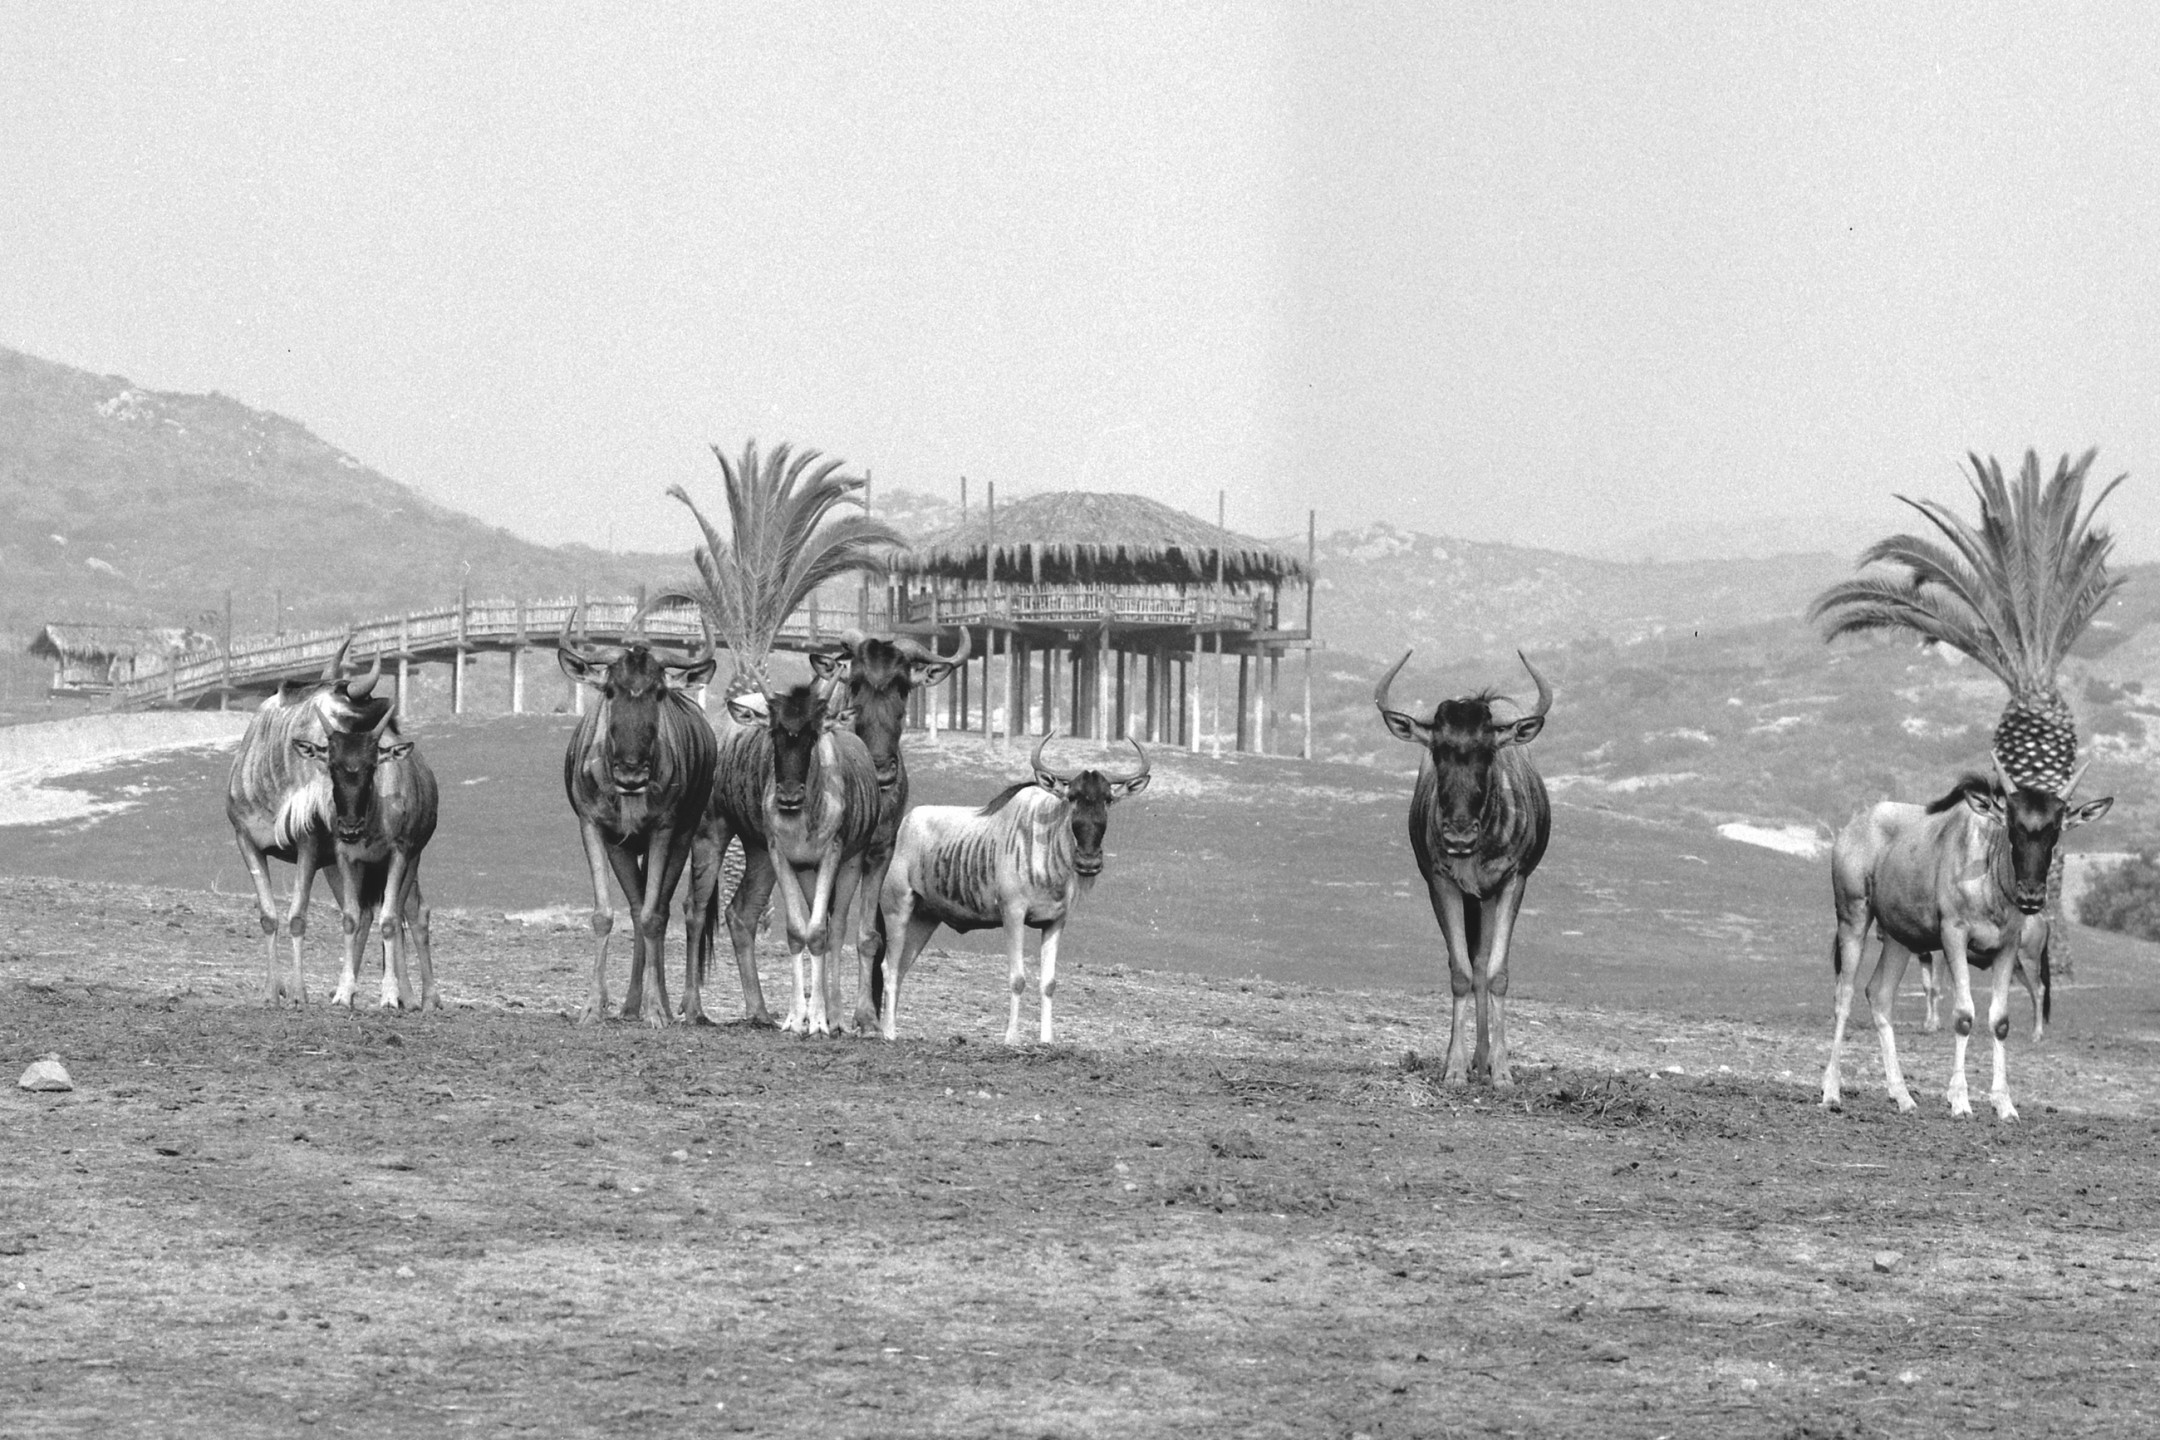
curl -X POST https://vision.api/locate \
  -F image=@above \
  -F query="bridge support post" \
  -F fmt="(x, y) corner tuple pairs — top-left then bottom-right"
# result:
(511, 646), (525, 715)
(452, 650), (466, 715)
(1236, 655), (1251, 753)
(1190, 630), (1202, 754)
(1094, 623), (1110, 744)
(398, 656), (411, 719)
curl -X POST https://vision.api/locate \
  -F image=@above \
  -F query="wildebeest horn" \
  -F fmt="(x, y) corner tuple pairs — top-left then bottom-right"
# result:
(1517, 650), (1553, 719)
(2060, 759), (2091, 799)
(898, 625), (972, 669)
(560, 602), (619, 665)
(1374, 650), (1413, 714)
(1992, 749), (2019, 795)
(1109, 737), (1150, 787)
(1029, 733), (1077, 784)
(321, 633), (354, 681)
(345, 649), (384, 700)
(643, 591), (718, 672)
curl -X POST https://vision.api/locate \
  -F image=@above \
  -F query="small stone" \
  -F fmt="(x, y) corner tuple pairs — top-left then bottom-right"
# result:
(665, 1149), (690, 1164)
(1661, 1065), (1685, 1076)
(1872, 1250), (1904, 1274)
(18, 1057), (72, 1092)
(395, 1265), (415, 1278)
(1587, 1340), (1627, 1364)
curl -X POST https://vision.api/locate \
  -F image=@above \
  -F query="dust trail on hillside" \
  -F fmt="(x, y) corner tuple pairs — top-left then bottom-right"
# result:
(0, 713), (251, 827)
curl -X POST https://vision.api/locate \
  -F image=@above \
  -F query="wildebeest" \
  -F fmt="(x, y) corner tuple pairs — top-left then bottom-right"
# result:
(226, 638), (386, 1004)
(560, 604), (719, 1027)
(1375, 650), (1553, 1087)
(874, 736), (1150, 1045)
(701, 681), (882, 1034)
(1822, 759), (2110, 1119)
(817, 625), (970, 1032)
(1912, 917), (2049, 1042)
(290, 675), (440, 1009)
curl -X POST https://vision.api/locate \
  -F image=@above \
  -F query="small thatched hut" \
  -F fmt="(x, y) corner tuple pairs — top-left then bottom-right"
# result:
(30, 624), (218, 698)
(888, 491), (1315, 754)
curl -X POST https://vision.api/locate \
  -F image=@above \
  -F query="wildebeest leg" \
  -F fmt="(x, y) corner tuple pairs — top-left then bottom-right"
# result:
(235, 832), (305, 1005)
(327, 849), (370, 1008)
(770, 861), (818, 1034)
(576, 822), (619, 1026)
(1915, 952), (1941, 1033)
(1820, 909), (1871, 1109)
(627, 826), (689, 1030)
(1476, 875), (1531, 1087)
(852, 844), (894, 1035)
(879, 890), (940, 1042)
(401, 871), (437, 1010)
(824, 860), (861, 1035)
(1940, 926), (1980, 1118)
(1865, 938), (1918, 1113)
(797, 852), (846, 1037)
(1036, 919), (1065, 1045)
(1423, 873), (1477, 1085)
(1985, 945), (2021, 1121)
(1002, 901), (1033, 1046)
(725, 843), (779, 1025)
(680, 826), (719, 1025)
(602, 842), (653, 1023)
(377, 849), (419, 1011)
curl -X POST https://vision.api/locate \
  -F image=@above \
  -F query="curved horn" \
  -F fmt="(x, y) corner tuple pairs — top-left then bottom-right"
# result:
(644, 590), (717, 671)
(2059, 758), (2091, 799)
(559, 602), (618, 666)
(1109, 737), (1151, 787)
(1374, 649), (1413, 714)
(345, 648), (384, 701)
(1029, 732), (1077, 784)
(899, 624), (973, 669)
(320, 632), (353, 681)
(1992, 749), (2020, 795)
(1517, 650), (1553, 719)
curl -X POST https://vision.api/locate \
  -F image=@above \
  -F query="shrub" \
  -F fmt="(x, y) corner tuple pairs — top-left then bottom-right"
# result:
(2076, 852), (2160, 943)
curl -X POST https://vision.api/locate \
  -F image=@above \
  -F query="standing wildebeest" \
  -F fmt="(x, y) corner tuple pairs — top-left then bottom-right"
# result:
(702, 682), (882, 1034)
(227, 638), (386, 1004)
(875, 736), (1150, 1045)
(560, 605), (719, 1027)
(1375, 650), (1553, 1087)
(817, 625), (969, 1032)
(290, 677), (440, 1009)
(1822, 758), (2110, 1120)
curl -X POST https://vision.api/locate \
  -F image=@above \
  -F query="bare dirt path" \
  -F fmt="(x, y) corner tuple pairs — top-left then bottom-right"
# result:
(7, 876), (2160, 1438)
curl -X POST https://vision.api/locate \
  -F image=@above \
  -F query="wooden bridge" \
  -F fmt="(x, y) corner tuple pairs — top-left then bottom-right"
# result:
(78, 584), (1313, 759)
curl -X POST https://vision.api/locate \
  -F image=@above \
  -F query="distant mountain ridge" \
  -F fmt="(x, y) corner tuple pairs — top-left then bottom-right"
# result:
(0, 346), (690, 639)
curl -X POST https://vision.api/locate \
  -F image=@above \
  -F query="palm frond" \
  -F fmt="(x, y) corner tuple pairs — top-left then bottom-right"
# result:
(670, 440), (906, 683)
(1813, 449), (2126, 693)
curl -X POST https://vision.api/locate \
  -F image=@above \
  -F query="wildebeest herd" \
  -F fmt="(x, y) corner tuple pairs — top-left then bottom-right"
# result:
(222, 610), (2110, 1122)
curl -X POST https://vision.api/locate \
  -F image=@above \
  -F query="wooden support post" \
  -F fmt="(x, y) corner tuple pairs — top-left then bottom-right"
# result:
(1235, 656), (1252, 755)
(1190, 628), (1202, 754)
(1095, 625), (1110, 743)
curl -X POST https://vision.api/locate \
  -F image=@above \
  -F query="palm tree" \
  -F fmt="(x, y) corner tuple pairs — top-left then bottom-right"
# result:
(665, 440), (905, 693)
(1810, 448), (2126, 787)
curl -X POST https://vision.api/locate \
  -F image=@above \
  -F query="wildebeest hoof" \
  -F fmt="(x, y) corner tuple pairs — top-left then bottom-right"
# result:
(574, 1005), (605, 1027)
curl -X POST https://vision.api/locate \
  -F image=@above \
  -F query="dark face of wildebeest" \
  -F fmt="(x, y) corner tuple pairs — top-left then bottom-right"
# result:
(293, 696), (409, 845)
(1375, 649), (1552, 859)
(728, 683), (847, 817)
(810, 629), (971, 790)
(559, 607), (717, 796)
(1029, 735), (1152, 877)
(1961, 757), (2114, 915)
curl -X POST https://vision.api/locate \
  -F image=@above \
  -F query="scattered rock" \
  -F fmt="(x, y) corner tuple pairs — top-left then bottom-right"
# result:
(18, 1056), (72, 1092)
(1206, 1130), (1265, 1160)
(1872, 1250), (1904, 1274)
(1587, 1340), (1627, 1364)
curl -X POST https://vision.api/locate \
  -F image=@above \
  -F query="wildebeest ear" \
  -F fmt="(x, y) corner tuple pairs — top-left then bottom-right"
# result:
(823, 703), (859, 733)
(2067, 795), (2115, 828)
(915, 659), (959, 688)
(558, 649), (606, 688)
(291, 737), (325, 761)
(381, 740), (415, 761)
(1378, 708), (1427, 745)
(1963, 786), (2006, 822)
(678, 655), (718, 687)
(1110, 773), (1151, 799)
(1034, 770), (1074, 799)
(807, 651), (846, 681)
(725, 694), (766, 726)
(1500, 715), (1545, 747)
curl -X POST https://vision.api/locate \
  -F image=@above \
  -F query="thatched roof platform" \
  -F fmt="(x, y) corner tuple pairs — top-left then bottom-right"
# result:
(30, 624), (216, 664)
(895, 492), (1307, 589)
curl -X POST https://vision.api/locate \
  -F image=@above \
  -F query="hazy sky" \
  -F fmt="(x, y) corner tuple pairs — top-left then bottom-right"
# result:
(7, 4), (2160, 560)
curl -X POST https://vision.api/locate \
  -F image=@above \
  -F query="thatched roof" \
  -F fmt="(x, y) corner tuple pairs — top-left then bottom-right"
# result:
(29, 624), (217, 662)
(894, 491), (1307, 588)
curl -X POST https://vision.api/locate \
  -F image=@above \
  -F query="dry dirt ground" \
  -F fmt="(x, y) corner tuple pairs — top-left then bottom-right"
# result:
(6, 873), (2160, 1439)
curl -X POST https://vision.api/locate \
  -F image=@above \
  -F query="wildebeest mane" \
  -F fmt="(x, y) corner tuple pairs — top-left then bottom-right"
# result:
(978, 778), (1039, 817)
(1925, 773), (1996, 815)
